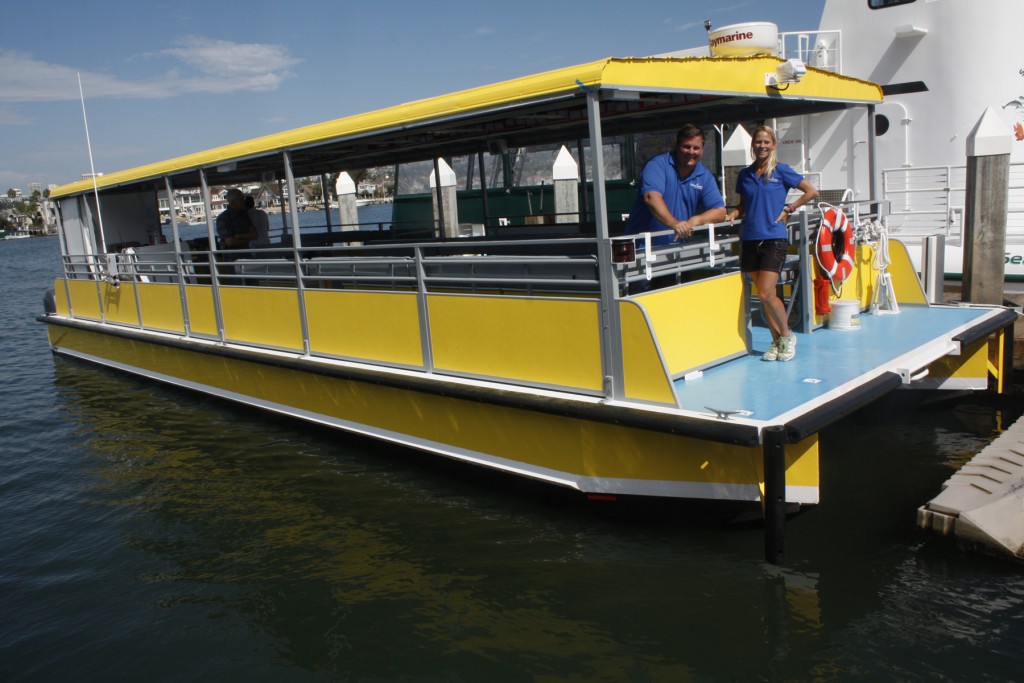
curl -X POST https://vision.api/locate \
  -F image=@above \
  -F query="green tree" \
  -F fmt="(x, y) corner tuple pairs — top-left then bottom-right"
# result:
(6, 189), (15, 201)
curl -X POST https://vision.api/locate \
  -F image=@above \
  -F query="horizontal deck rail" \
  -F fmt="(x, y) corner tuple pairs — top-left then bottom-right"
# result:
(54, 224), (736, 402)
(54, 204), (881, 401)
(883, 163), (1024, 238)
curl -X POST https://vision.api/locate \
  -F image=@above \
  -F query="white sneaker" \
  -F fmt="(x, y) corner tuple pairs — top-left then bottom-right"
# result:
(762, 339), (779, 361)
(777, 334), (797, 362)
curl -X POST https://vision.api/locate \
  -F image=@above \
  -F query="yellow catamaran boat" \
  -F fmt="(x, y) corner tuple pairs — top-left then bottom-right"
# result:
(40, 55), (1016, 558)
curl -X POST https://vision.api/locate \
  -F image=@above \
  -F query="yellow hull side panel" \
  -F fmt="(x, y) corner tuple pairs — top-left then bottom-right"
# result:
(758, 435), (818, 494)
(46, 323), (819, 497)
(618, 300), (676, 405)
(928, 338), (989, 380)
(306, 289), (423, 366)
(100, 282), (140, 327)
(184, 285), (218, 337)
(886, 239), (928, 305)
(633, 272), (746, 376)
(427, 294), (603, 391)
(66, 278), (143, 326)
(54, 279), (70, 315)
(219, 286), (303, 350)
(136, 283), (186, 333)
(66, 279), (102, 321)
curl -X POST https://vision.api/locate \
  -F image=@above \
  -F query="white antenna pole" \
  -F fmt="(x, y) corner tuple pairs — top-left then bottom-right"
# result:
(78, 72), (107, 253)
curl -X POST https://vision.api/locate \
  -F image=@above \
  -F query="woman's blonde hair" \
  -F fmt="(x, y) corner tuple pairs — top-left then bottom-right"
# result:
(750, 125), (779, 181)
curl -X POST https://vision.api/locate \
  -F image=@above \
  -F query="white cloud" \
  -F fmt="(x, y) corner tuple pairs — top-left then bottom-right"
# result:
(0, 37), (301, 104)
(0, 105), (33, 125)
(666, 1), (757, 31)
(474, 26), (495, 36)
(159, 36), (301, 91)
(0, 50), (85, 103)
(709, 1), (757, 15)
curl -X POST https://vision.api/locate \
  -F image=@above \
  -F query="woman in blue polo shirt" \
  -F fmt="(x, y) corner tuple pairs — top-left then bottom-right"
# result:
(727, 126), (818, 361)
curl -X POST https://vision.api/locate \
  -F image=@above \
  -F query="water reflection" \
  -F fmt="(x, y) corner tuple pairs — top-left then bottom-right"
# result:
(48, 359), (1024, 680)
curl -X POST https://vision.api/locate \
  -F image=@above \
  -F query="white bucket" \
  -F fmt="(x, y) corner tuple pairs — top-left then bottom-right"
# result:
(829, 300), (861, 331)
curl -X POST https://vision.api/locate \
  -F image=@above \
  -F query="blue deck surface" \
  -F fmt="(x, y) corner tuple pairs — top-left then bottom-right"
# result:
(672, 305), (992, 423)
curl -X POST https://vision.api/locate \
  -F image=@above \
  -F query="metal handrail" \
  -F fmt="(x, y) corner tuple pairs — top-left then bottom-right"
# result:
(777, 29), (843, 74)
(883, 162), (1024, 236)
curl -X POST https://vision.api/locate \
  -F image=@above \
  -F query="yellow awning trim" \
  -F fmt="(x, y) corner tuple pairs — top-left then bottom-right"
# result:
(51, 56), (881, 199)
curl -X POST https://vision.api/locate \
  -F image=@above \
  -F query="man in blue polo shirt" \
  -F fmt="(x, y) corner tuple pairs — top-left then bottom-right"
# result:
(626, 124), (726, 247)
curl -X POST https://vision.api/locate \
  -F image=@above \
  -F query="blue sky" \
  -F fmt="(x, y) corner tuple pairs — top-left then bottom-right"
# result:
(0, 0), (826, 191)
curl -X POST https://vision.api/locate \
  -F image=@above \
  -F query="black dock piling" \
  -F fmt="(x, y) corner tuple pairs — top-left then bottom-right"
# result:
(763, 425), (787, 565)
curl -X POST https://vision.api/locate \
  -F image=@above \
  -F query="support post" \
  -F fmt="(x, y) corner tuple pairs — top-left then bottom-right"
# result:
(334, 172), (360, 230)
(199, 168), (225, 342)
(763, 425), (787, 565)
(432, 157), (446, 237)
(79, 195), (100, 282)
(200, 168), (217, 252)
(1002, 321), (1015, 395)
(164, 176), (191, 337)
(585, 90), (624, 400)
(867, 104), (878, 203)
(963, 107), (1012, 305)
(430, 158), (459, 238)
(552, 145), (579, 224)
(577, 139), (590, 224)
(922, 234), (945, 304)
(54, 202), (74, 317)
(478, 150), (490, 230)
(283, 150), (302, 249)
(321, 174), (333, 232)
(277, 178), (289, 237)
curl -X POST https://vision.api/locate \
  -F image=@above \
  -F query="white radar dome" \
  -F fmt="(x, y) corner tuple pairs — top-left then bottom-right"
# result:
(708, 22), (779, 57)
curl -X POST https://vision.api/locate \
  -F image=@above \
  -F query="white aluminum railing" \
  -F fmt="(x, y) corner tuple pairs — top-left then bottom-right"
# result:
(778, 30), (842, 74)
(882, 162), (1024, 239)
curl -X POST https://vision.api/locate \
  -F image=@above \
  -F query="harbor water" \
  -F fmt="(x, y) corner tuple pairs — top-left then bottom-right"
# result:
(4, 227), (1024, 681)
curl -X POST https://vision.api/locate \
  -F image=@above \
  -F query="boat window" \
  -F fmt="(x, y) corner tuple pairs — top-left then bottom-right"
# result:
(395, 160), (435, 195)
(448, 154), (504, 191)
(395, 155), (505, 195)
(511, 140), (625, 187)
(579, 138), (626, 183)
(868, 0), (916, 9)
(512, 146), (559, 186)
(632, 129), (720, 182)
(634, 131), (672, 174)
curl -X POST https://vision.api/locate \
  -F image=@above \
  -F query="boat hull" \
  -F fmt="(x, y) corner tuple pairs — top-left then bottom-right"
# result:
(43, 317), (820, 513)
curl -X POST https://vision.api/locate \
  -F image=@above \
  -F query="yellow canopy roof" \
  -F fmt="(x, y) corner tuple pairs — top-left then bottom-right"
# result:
(51, 55), (882, 199)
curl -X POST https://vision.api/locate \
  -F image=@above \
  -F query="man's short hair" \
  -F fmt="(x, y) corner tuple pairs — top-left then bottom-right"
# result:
(225, 188), (244, 202)
(676, 124), (707, 144)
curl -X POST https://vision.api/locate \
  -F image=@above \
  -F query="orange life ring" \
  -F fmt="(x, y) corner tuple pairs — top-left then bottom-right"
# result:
(815, 207), (854, 283)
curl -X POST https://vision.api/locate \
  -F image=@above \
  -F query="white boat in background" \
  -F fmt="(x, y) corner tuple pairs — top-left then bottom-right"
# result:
(670, 0), (1024, 279)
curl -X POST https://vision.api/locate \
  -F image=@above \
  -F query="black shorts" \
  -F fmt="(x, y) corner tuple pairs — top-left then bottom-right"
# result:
(740, 239), (789, 274)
